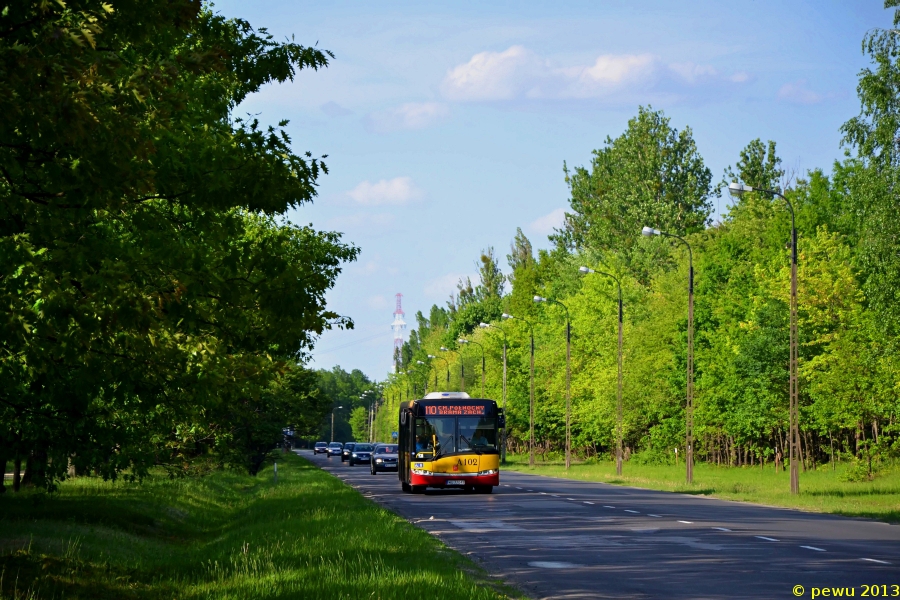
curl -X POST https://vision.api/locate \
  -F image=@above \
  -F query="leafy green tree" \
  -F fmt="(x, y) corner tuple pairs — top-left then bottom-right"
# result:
(559, 106), (714, 261)
(0, 1), (357, 486)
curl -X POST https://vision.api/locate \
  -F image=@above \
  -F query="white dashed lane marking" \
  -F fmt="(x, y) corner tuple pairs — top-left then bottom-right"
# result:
(801, 546), (826, 552)
(755, 536), (779, 542)
(648, 514), (662, 518)
(566, 498), (576, 501)
(583, 501), (595, 505)
(625, 510), (639, 514)
(603, 505), (615, 509)
(516, 487), (523, 490)
(678, 520), (693, 524)
(861, 558), (891, 565)
(712, 527), (732, 532)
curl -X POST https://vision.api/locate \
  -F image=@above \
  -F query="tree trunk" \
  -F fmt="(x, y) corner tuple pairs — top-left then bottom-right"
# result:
(13, 456), (22, 492)
(829, 431), (835, 471)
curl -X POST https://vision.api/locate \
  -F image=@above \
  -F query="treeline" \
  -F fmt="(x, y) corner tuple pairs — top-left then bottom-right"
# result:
(375, 11), (900, 477)
(0, 2), (356, 490)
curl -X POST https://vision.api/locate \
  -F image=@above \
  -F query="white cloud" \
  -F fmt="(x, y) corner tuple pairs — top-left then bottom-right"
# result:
(528, 207), (567, 236)
(441, 46), (741, 103)
(777, 79), (823, 105)
(366, 102), (450, 133)
(424, 273), (474, 300)
(441, 45), (545, 101)
(668, 62), (718, 84)
(347, 177), (424, 206)
(729, 71), (752, 83)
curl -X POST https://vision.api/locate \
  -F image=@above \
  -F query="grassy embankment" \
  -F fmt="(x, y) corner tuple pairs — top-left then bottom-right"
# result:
(504, 454), (900, 523)
(0, 453), (511, 600)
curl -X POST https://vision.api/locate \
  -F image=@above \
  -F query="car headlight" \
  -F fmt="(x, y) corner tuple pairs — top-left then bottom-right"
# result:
(352, 453), (357, 457)
(376, 458), (383, 463)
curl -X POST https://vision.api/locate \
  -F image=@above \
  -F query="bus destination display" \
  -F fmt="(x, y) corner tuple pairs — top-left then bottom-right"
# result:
(424, 404), (487, 416)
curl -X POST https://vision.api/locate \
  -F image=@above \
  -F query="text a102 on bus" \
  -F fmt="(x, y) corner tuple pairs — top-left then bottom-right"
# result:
(397, 392), (504, 494)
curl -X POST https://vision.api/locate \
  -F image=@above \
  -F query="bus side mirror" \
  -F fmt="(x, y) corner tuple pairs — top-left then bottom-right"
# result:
(498, 409), (506, 428)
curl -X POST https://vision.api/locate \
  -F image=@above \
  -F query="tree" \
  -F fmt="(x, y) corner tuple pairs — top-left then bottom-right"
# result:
(0, 1), (357, 485)
(559, 106), (714, 260)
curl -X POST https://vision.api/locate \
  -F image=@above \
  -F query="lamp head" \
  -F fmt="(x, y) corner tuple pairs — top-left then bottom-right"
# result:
(642, 226), (661, 237)
(440, 346), (448, 352)
(579, 266), (592, 274)
(501, 313), (512, 320)
(458, 338), (468, 344)
(728, 181), (751, 197)
(479, 322), (490, 328)
(416, 360), (425, 365)
(427, 354), (436, 359)
(534, 295), (545, 303)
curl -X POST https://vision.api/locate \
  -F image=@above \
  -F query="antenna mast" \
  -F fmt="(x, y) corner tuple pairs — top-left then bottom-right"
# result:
(391, 293), (406, 372)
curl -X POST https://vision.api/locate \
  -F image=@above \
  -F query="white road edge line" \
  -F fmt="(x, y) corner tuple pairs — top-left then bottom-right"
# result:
(584, 501), (595, 505)
(861, 558), (891, 565)
(801, 546), (826, 552)
(755, 536), (779, 542)
(678, 520), (693, 524)
(712, 527), (732, 532)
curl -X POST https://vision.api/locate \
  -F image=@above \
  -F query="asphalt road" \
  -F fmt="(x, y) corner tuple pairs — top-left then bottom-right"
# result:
(300, 450), (900, 599)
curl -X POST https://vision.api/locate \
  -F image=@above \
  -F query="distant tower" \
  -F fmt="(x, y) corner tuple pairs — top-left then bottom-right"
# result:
(391, 293), (406, 372)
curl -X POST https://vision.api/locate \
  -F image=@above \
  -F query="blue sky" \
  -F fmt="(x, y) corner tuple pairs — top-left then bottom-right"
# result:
(214, 0), (892, 380)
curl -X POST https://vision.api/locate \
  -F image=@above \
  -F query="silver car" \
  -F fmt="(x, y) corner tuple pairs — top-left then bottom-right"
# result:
(327, 442), (343, 457)
(370, 444), (399, 474)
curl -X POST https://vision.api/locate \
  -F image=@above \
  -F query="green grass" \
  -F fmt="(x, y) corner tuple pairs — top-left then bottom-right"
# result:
(504, 455), (900, 523)
(0, 454), (512, 600)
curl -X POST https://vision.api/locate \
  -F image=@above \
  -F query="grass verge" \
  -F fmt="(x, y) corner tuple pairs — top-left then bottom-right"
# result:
(0, 453), (510, 599)
(504, 455), (900, 523)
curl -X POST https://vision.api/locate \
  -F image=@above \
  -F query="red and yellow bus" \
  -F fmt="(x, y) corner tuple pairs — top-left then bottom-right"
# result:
(398, 392), (504, 494)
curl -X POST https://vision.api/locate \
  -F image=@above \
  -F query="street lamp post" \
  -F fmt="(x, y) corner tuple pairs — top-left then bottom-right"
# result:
(642, 226), (695, 484)
(480, 322), (509, 464)
(458, 338), (485, 397)
(441, 346), (462, 392)
(504, 313), (536, 467)
(361, 390), (374, 442)
(331, 405), (343, 442)
(729, 182), (800, 495)
(535, 296), (572, 470)
(579, 266), (625, 476)
(416, 360), (428, 396)
(428, 354), (449, 391)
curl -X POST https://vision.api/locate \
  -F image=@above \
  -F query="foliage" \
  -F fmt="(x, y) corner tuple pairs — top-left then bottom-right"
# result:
(0, 1), (357, 486)
(376, 14), (900, 477)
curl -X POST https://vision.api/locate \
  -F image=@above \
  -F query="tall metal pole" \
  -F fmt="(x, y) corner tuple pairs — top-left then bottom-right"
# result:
(642, 229), (693, 484)
(580, 267), (624, 475)
(481, 322), (509, 464)
(506, 314), (536, 467)
(537, 298), (571, 470)
(727, 183), (801, 494)
(788, 205), (799, 495)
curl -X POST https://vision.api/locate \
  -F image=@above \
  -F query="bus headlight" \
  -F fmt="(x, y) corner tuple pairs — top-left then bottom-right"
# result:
(411, 469), (433, 476)
(478, 469), (497, 476)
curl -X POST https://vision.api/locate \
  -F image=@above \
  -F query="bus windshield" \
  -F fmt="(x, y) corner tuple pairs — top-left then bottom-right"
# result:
(415, 415), (497, 456)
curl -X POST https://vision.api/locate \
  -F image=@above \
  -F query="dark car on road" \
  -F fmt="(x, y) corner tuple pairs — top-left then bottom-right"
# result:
(327, 442), (343, 457)
(341, 442), (356, 462)
(349, 443), (374, 466)
(314, 441), (328, 454)
(370, 444), (398, 474)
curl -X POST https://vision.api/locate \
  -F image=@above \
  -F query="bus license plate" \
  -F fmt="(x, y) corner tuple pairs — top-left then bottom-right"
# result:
(447, 480), (465, 485)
